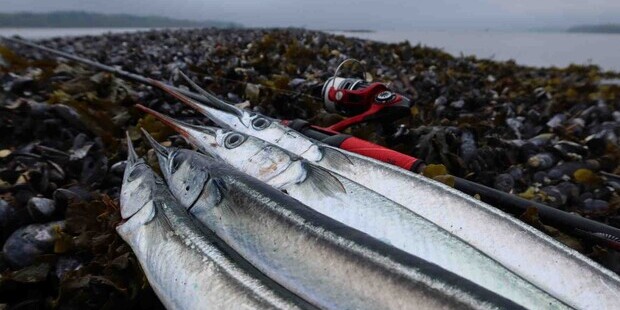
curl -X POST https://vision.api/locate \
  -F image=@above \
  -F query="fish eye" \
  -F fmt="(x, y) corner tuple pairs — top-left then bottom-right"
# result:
(171, 155), (183, 172)
(252, 117), (271, 130)
(128, 164), (146, 181)
(224, 133), (246, 149)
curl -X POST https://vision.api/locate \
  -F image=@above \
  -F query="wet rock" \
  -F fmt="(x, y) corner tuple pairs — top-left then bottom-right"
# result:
(585, 136), (606, 156)
(593, 187), (612, 201)
(11, 263), (51, 283)
(548, 162), (597, 180)
(450, 100), (465, 109)
(245, 83), (260, 100)
(0, 199), (13, 228)
(26, 197), (55, 221)
(53, 186), (93, 207)
(580, 198), (609, 213)
(542, 186), (567, 208)
(553, 140), (588, 160)
(527, 153), (557, 170)
(546, 114), (566, 129)
(533, 171), (549, 184)
(460, 130), (477, 163)
(494, 174), (514, 193)
(110, 161), (127, 176)
(3, 221), (64, 268)
(556, 181), (580, 202)
(55, 256), (82, 280)
(434, 96), (447, 106)
(506, 166), (524, 182)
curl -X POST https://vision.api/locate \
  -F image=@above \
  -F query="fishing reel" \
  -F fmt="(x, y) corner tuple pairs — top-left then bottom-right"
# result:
(320, 59), (412, 132)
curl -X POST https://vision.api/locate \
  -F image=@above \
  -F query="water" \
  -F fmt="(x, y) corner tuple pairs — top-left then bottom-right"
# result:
(2, 28), (618, 71)
(331, 30), (620, 71)
(0, 27), (159, 39)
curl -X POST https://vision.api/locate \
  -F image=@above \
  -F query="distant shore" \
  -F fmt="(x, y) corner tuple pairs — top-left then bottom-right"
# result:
(0, 11), (241, 28)
(568, 24), (620, 34)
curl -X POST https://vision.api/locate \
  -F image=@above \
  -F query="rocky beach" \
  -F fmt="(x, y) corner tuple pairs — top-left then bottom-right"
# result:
(1, 27), (620, 308)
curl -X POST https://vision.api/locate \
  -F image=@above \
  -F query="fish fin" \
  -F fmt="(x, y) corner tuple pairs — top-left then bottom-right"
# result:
(320, 146), (354, 167)
(303, 162), (346, 195)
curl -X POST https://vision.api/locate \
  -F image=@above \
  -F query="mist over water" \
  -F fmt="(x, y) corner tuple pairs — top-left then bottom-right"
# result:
(331, 30), (620, 71)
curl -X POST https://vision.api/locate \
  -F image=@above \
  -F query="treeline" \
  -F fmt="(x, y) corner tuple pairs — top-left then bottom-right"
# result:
(0, 11), (242, 28)
(568, 24), (620, 34)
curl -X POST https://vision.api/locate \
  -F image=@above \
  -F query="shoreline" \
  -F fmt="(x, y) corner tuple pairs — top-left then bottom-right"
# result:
(2, 27), (618, 71)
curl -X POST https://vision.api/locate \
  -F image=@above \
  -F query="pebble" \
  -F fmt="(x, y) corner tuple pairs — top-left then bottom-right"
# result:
(2, 221), (64, 268)
(26, 197), (55, 221)
(581, 198), (609, 213)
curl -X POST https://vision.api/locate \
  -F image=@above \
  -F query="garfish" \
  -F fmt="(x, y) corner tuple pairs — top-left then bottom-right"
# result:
(141, 129), (523, 310)
(137, 104), (567, 309)
(117, 133), (314, 310)
(154, 75), (620, 309)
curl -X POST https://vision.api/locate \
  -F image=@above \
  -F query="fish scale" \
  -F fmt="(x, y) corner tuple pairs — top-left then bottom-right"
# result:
(143, 132), (525, 310)
(137, 104), (568, 309)
(117, 134), (314, 310)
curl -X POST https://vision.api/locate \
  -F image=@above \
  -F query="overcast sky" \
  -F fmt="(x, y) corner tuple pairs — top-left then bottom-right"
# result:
(1, 0), (619, 30)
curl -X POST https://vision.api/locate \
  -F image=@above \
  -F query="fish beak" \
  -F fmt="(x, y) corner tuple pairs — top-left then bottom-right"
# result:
(140, 128), (172, 177)
(135, 104), (219, 151)
(125, 131), (138, 165)
(149, 76), (248, 129)
(177, 71), (245, 118)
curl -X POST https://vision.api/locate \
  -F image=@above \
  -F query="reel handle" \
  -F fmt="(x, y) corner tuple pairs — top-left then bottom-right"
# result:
(322, 79), (412, 132)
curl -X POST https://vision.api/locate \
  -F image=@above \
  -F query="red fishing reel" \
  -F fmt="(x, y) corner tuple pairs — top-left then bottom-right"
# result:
(320, 60), (412, 132)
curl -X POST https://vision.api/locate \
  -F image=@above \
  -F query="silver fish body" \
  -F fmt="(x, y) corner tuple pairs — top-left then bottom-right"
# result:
(143, 134), (524, 310)
(117, 135), (312, 310)
(137, 106), (566, 309)
(157, 83), (620, 309)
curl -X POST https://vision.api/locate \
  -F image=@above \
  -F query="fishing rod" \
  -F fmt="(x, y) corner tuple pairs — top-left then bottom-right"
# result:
(0, 36), (223, 109)
(4, 36), (620, 247)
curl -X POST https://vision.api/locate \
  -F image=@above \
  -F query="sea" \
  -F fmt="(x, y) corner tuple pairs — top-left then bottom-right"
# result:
(1, 28), (618, 71)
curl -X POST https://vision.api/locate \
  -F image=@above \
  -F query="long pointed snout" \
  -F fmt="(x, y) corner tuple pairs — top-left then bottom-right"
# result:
(125, 131), (139, 165)
(150, 78), (244, 130)
(135, 104), (219, 150)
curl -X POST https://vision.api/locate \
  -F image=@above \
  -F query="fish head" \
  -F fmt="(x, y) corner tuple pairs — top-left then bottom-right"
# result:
(135, 104), (296, 184)
(141, 129), (211, 209)
(212, 128), (298, 183)
(120, 132), (159, 221)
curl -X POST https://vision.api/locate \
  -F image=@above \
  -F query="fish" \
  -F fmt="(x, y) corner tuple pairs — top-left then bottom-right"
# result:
(141, 130), (524, 310)
(137, 104), (567, 309)
(117, 133), (314, 310)
(155, 76), (620, 309)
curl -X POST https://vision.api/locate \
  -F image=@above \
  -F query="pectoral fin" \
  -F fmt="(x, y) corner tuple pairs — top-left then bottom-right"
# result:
(302, 162), (346, 197)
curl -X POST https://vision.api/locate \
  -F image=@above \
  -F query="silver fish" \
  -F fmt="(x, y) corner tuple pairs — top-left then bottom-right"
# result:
(157, 77), (620, 309)
(117, 133), (313, 310)
(137, 104), (567, 309)
(142, 130), (523, 310)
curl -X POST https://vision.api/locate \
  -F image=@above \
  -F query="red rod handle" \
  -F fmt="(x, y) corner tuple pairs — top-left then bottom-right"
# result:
(284, 119), (424, 172)
(339, 136), (420, 171)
